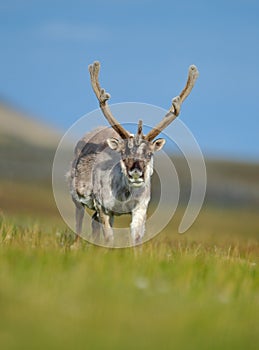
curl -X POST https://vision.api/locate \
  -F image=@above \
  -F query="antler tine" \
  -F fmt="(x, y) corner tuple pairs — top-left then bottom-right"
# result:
(179, 65), (199, 103)
(135, 119), (143, 145)
(137, 119), (143, 136)
(88, 61), (130, 139)
(145, 65), (199, 141)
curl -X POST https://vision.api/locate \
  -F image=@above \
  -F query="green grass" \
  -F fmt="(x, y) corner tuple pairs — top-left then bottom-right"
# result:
(1, 103), (259, 349)
(0, 209), (258, 350)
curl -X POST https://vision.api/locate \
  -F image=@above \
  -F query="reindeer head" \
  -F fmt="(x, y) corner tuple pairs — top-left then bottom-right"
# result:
(88, 61), (199, 187)
(106, 120), (165, 187)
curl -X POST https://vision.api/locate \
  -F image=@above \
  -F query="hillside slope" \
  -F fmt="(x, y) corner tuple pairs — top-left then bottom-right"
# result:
(0, 103), (60, 149)
(0, 103), (61, 215)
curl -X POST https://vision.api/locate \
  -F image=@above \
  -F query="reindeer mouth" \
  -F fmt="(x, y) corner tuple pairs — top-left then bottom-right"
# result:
(128, 179), (144, 187)
(122, 159), (145, 187)
(127, 174), (144, 187)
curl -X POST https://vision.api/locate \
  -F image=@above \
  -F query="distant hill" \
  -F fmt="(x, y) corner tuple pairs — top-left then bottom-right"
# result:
(204, 158), (259, 207)
(0, 103), (61, 149)
(0, 102), (62, 184)
(0, 103), (62, 215)
(0, 102), (258, 216)
(169, 157), (259, 208)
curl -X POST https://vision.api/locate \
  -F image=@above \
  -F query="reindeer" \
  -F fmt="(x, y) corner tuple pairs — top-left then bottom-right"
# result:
(68, 61), (199, 245)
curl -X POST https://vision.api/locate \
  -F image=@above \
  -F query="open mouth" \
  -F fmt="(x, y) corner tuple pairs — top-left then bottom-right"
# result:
(128, 177), (144, 187)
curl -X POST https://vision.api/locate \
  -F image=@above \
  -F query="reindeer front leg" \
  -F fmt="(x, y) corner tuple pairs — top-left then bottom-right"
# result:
(130, 205), (148, 244)
(95, 205), (114, 243)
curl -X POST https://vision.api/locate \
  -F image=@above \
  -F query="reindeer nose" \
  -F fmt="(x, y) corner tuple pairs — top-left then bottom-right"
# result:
(131, 161), (141, 172)
(128, 161), (143, 179)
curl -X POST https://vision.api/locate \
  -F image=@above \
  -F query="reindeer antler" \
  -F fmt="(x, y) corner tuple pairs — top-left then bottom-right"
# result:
(145, 65), (199, 141)
(88, 61), (130, 139)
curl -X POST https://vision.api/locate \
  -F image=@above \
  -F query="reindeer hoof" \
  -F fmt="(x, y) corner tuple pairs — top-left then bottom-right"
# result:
(132, 234), (142, 245)
(70, 240), (81, 251)
(103, 232), (114, 243)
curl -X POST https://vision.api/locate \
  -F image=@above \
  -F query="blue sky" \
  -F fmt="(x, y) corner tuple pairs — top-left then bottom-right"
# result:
(0, 0), (259, 161)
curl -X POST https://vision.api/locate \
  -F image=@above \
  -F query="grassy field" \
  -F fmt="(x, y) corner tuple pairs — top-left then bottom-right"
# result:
(0, 207), (258, 350)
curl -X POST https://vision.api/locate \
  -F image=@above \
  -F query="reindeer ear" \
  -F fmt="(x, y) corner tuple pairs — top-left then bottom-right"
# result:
(152, 138), (166, 152)
(107, 137), (122, 151)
